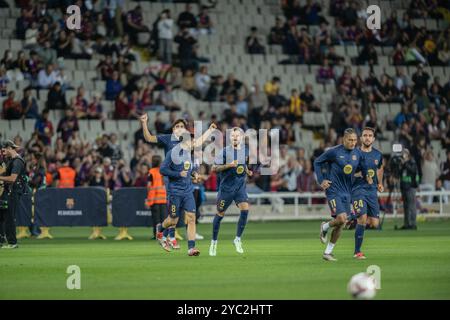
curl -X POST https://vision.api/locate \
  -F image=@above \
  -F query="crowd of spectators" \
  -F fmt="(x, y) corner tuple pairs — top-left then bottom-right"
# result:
(1, 0), (450, 205)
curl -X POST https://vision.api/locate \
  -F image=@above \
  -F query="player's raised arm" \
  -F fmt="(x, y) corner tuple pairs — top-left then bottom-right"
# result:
(193, 122), (217, 148)
(139, 114), (158, 143)
(313, 148), (334, 189)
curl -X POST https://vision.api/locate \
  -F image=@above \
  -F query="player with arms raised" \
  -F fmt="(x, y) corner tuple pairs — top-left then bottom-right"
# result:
(351, 127), (384, 259)
(314, 128), (369, 261)
(209, 128), (252, 256)
(159, 136), (200, 256)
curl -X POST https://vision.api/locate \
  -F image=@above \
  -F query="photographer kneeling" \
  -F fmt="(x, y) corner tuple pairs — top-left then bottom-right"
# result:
(397, 149), (419, 230)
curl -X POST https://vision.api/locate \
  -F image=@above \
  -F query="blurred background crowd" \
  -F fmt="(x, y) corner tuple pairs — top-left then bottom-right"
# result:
(0, 0), (449, 209)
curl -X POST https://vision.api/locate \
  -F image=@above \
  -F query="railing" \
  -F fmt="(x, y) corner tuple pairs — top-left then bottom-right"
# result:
(205, 190), (450, 217)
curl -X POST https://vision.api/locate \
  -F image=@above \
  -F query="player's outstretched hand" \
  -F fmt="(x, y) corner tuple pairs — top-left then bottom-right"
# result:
(320, 180), (332, 190)
(139, 114), (148, 123)
(377, 183), (384, 192)
(246, 168), (253, 177)
(209, 123), (217, 130)
(180, 170), (188, 177)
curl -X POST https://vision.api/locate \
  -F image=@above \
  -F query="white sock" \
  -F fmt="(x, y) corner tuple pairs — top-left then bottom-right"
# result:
(322, 222), (330, 232)
(324, 243), (335, 255)
(211, 240), (217, 245)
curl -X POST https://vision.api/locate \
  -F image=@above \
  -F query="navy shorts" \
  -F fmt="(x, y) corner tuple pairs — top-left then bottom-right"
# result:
(168, 193), (196, 218)
(217, 189), (248, 213)
(352, 191), (380, 218)
(327, 193), (352, 217)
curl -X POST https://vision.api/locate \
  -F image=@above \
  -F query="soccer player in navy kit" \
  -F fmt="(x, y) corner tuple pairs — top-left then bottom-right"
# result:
(139, 114), (217, 155)
(351, 127), (384, 259)
(139, 114), (216, 241)
(160, 137), (200, 256)
(209, 128), (253, 256)
(314, 128), (369, 261)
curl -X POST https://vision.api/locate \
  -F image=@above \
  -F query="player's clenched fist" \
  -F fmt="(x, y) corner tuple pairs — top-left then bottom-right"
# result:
(180, 170), (188, 177)
(139, 114), (148, 123)
(320, 180), (332, 190)
(377, 183), (384, 193)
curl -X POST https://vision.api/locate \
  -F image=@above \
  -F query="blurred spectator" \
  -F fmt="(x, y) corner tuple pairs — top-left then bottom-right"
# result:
(177, 3), (197, 30)
(195, 66), (211, 100)
(2, 91), (22, 119)
(246, 27), (266, 55)
(34, 109), (54, 146)
(300, 84), (320, 112)
(125, 5), (150, 45)
(175, 25), (197, 71)
(57, 108), (79, 143)
(157, 84), (180, 111)
(37, 64), (57, 89)
(269, 17), (287, 45)
(1, 50), (15, 70)
(182, 69), (200, 99)
(55, 30), (72, 58)
(21, 87), (39, 119)
(86, 93), (104, 120)
(197, 6), (213, 34)
(0, 67), (9, 97)
(158, 10), (174, 65)
(105, 71), (123, 101)
(46, 82), (67, 110)
(38, 40), (57, 66)
(114, 90), (131, 119)
(89, 166), (106, 187)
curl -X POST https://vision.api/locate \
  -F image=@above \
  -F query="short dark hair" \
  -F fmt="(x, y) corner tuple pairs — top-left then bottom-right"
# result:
(343, 128), (356, 136)
(171, 118), (188, 131)
(362, 127), (375, 135)
(151, 155), (162, 168)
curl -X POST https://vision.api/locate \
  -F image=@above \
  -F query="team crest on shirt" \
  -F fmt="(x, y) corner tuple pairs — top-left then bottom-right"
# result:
(343, 165), (353, 174)
(368, 169), (375, 177)
(352, 155), (357, 161)
(183, 161), (191, 170)
(236, 165), (245, 174)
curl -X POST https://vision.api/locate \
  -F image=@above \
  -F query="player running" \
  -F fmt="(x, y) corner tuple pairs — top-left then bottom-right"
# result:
(314, 128), (369, 262)
(351, 127), (384, 260)
(209, 127), (252, 256)
(159, 136), (200, 256)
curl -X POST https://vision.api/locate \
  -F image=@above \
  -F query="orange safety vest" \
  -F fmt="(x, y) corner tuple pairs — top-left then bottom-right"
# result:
(57, 166), (76, 188)
(46, 172), (53, 186)
(146, 167), (167, 207)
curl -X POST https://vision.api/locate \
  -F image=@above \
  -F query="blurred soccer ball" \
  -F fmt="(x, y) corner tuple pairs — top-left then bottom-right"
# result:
(347, 272), (377, 300)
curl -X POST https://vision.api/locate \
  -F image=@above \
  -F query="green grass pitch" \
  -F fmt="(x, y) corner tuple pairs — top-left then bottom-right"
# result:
(1, 219), (450, 299)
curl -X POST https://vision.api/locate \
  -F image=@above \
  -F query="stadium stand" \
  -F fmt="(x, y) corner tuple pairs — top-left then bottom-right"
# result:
(0, 0), (449, 205)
